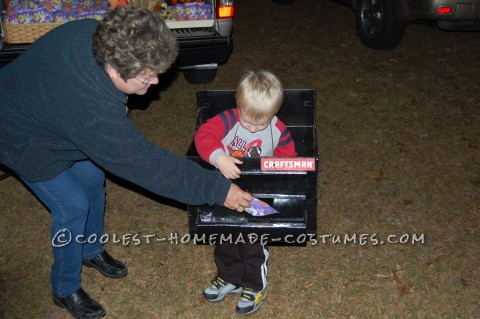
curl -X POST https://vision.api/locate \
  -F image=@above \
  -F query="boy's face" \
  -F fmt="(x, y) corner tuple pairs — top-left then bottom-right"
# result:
(238, 111), (272, 133)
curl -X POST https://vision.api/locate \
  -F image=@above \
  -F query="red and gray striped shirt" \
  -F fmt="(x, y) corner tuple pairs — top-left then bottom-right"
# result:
(195, 108), (297, 166)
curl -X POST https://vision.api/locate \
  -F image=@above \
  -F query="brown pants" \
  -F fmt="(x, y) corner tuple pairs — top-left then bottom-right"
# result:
(214, 242), (269, 291)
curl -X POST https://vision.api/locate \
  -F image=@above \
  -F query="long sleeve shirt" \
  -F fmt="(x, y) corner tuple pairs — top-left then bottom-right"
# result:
(194, 108), (297, 166)
(0, 19), (230, 206)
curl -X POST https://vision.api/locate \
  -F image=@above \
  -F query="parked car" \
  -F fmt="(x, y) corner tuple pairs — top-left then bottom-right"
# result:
(0, 0), (234, 84)
(334, 0), (480, 49)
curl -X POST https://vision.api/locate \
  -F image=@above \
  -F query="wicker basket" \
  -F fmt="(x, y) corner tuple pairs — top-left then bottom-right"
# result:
(2, 22), (64, 44)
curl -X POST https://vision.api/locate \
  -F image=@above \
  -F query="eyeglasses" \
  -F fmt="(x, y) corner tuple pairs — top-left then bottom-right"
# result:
(134, 76), (155, 85)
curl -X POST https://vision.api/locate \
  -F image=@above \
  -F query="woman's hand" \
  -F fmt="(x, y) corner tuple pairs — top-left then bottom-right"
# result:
(224, 183), (253, 212)
(216, 155), (243, 179)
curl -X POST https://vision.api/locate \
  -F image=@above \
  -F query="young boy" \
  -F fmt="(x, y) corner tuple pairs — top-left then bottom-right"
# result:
(194, 70), (297, 314)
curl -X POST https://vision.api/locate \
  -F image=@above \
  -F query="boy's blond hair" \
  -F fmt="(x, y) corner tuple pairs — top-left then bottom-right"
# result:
(236, 70), (283, 122)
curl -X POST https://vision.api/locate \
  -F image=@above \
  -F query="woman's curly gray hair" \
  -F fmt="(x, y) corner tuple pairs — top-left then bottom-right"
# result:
(93, 7), (178, 80)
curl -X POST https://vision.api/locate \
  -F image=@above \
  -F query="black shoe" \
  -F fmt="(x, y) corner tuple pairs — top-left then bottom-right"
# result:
(82, 250), (128, 279)
(53, 288), (106, 319)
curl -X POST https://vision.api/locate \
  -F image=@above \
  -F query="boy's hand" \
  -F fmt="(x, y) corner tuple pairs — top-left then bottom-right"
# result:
(224, 184), (253, 212)
(216, 155), (243, 179)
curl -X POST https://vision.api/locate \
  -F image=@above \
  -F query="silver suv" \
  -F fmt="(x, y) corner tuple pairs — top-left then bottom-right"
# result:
(336, 0), (480, 49)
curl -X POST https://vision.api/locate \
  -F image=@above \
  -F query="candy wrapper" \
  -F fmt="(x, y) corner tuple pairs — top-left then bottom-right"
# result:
(244, 198), (279, 217)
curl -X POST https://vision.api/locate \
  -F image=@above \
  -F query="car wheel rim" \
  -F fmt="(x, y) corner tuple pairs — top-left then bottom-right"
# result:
(360, 0), (384, 35)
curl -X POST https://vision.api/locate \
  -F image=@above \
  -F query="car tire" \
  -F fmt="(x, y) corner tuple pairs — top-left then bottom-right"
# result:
(355, 0), (406, 50)
(183, 69), (218, 84)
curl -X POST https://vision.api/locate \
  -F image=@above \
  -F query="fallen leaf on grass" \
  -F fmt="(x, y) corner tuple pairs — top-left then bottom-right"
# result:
(375, 265), (414, 297)
(460, 277), (470, 286)
(426, 253), (445, 266)
(373, 169), (387, 182)
(341, 278), (359, 289)
(135, 279), (149, 288)
(396, 142), (407, 153)
(391, 266), (414, 296)
(397, 284), (414, 296)
(304, 282), (314, 288)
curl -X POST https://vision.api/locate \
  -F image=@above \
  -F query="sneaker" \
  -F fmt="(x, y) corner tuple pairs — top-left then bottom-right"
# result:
(203, 276), (242, 302)
(235, 288), (267, 315)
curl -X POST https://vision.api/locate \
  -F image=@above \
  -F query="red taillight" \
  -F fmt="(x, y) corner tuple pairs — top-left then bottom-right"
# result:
(437, 6), (452, 14)
(217, 0), (235, 18)
(218, 6), (234, 18)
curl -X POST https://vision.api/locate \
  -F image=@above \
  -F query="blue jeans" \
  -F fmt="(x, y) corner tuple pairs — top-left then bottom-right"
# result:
(20, 160), (105, 297)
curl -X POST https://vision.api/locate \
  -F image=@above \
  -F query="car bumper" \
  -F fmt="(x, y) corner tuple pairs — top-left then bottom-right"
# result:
(174, 29), (233, 69)
(0, 29), (233, 69)
(398, 0), (480, 22)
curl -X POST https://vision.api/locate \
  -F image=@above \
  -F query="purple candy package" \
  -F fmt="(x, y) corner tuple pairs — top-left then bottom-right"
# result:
(244, 198), (279, 217)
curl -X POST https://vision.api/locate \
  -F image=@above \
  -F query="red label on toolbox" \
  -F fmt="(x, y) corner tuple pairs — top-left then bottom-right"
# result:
(261, 158), (316, 171)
